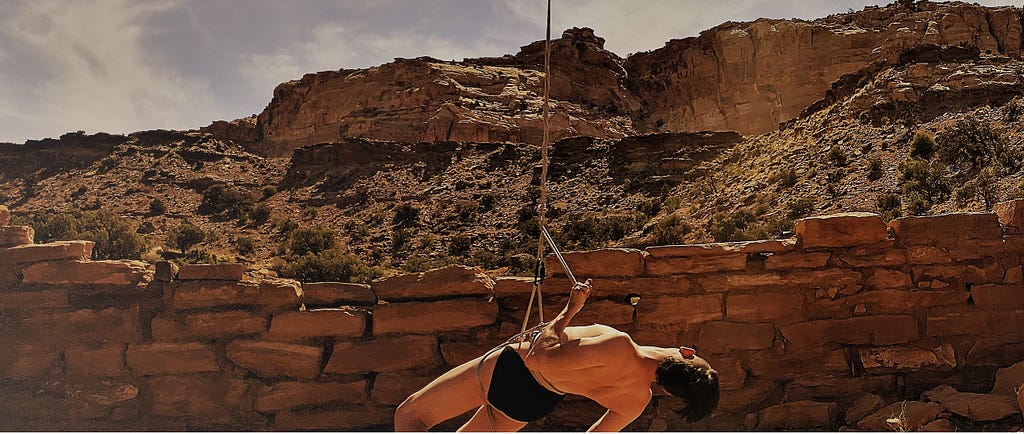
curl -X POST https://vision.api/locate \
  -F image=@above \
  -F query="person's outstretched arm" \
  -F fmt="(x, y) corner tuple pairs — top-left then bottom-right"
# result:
(532, 279), (592, 351)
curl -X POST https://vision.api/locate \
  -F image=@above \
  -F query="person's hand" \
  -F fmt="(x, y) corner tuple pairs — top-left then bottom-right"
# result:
(567, 278), (593, 313)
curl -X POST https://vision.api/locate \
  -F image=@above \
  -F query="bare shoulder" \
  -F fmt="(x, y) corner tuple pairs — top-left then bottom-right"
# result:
(565, 324), (630, 340)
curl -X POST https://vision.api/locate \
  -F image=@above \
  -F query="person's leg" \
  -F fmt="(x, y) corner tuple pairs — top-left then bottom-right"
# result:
(394, 349), (502, 431)
(457, 405), (528, 432)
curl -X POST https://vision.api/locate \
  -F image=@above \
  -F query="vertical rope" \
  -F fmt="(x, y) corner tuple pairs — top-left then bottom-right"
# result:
(522, 0), (552, 334)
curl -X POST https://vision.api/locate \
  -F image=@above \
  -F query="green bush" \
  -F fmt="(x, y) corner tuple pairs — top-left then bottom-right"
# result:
(279, 248), (380, 283)
(954, 167), (999, 209)
(910, 131), (935, 159)
(234, 236), (257, 256)
(646, 214), (690, 246)
(828, 147), (847, 167)
(898, 159), (950, 201)
(770, 167), (799, 189)
(636, 197), (662, 217)
(198, 184), (256, 220)
(866, 158), (883, 181)
(167, 223), (206, 252)
(288, 227), (336, 256)
(249, 203), (271, 225)
(786, 197), (816, 220)
(706, 210), (755, 242)
(454, 200), (478, 222)
(181, 248), (218, 264)
(148, 198), (166, 216)
(448, 234), (472, 256)
(935, 118), (1020, 174)
(561, 213), (645, 250)
(15, 209), (147, 259)
(904, 191), (930, 216)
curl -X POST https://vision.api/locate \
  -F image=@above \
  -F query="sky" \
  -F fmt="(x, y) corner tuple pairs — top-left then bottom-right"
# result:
(0, 0), (1016, 143)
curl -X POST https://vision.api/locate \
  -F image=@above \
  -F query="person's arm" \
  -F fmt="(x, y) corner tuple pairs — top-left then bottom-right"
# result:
(533, 279), (592, 350)
(587, 407), (645, 432)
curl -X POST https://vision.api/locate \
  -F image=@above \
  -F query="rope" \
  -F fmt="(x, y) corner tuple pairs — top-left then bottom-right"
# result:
(522, 0), (553, 335)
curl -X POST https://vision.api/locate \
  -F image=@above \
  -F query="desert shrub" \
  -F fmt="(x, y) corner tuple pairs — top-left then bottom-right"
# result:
(954, 167), (999, 209)
(828, 147), (848, 167)
(454, 200), (478, 222)
(898, 159), (950, 201)
(664, 196), (683, 213)
(636, 197), (662, 217)
(16, 209), (148, 259)
(392, 202), (420, 228)
(876, 193), (902, 221)
(249, 204), (271, 225)
(706, 210), (756, 242)
(646, 214), (690, 246)
(288, 227), (336, 256)
(910, 131), (935, 159)
(741, 215), (793, 240)
(786, 197), (816, 220)
(167, 223), (206, 252)
(234, 236), (257, 256)
(181, 248), (218, 264)
(561, 213), (645, 250)
(448, 234), (472, 256)
(276, 219), (299, 234)
(279, 248), (380, 283)
(198, 184), (256, 220)
(392, 229), (413, 252)
(261, 186), (277, 199)
(904, 191), (930, 216)
(148, 198), (166, 216)
(770, 167), (799, 189)
(935, 118), (1020, 175)
(866, 158), (883, 181)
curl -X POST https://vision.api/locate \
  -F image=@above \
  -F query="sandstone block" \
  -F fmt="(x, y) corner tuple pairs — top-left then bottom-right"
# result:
(845, 394), (886, 427)
(835, 247), (908, 267)
(992, 360), (1024, 395)
(780, 315), (918, 348)
(713, 356), (746, 391)
(922, 384), (1019, 421)
(492, 276), (536, 297)
(970, 284), (1024, 309)
(865, 269), (913, 289)
(152, 311), (268, 341)
(0, 239), (92, 262)
(697, 322), (774, 355)
(226, 340), (324, 379)
(645, 239), (796, 257)
(301, 281), (374, 306)
(267, 309), (366, 340)
(65, 346), (125, 378)
(0, 289), (67, 310)
(274, 406), (392, 430)
(795, 212), (887, 248)
(858, 344), (956, 374)
(856, 401), (942, 431)
(154, 260), (178, 282)
(169, 280), (259, 310)
(635, 294), (722, 330)
(1006, 265), (1023, 283)
(372, 374), (435, 405)
(21, 307), (142, 346)
(22, 259), (150, 286)
(765, 252), (830, 270)
(127, 342), (218, 374)
(926, 311), (988, 336)
(726, 292), (805, 323)
(0, 205), (9, 225)
(0, 345), (60, 380)
(701, 269), (862, 291)
(177, 263), (245, 281)
(828, 289), (968, 317)
(1018, 387), (1024, 418)
(373, 265), (493, 301)
(326, 335), (440, 374)
(254, 380), (366, 412)
(571, 299), (635, 326)
(906, 246), (952, 264)
(145, 376), (246, 418)
(912, 264), (991, 286)
(756, 401), (837, 431)
(546, 248), (645, 278)
(889, 213), (1003, 247)
(257, 278), (303, 312)
(0, 225), (33, 247)
(373, 298), (497, 335)
(645, 253), (747, 275)
(517, 276), (695, 298)
(994, 199), (1024, 234)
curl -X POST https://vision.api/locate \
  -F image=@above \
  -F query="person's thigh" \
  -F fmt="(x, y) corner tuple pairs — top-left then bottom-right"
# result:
(397, 350), (500, 429)
(457, 405), (528, 432)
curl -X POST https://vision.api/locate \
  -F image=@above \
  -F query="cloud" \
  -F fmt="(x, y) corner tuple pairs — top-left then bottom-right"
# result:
(0, 0), (221, 142)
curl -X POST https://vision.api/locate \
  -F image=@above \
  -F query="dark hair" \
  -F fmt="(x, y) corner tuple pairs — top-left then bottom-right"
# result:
(655, 358), (720, 423)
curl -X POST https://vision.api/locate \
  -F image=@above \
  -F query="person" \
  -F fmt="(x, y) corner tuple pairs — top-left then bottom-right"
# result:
(394, 280), (720, 432)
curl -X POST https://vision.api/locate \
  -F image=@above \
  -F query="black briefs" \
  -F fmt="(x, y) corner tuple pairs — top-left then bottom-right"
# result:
(487, 346), (565, 422)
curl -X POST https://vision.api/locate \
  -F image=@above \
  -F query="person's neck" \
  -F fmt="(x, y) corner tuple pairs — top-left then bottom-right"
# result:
(638, 346), (676, 395)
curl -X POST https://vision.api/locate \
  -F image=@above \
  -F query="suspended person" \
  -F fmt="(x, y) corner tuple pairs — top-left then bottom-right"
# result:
(393, 280), (719, 432)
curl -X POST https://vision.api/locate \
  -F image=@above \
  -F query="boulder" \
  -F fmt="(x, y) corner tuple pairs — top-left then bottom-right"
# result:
(922, 384), (1019, 421)
(992, 360), (1024, 395)
(857, 344), (956, 374)
(756, 401), (838, 430)
(855, 401), (942, 431)
(226, 340), (324, 379)
(845, 394), (886, 426)
(154, 260), (178, 282)
(373, 298), (498, 335)
(21, 259), (150, 286)
(267, 309), (366, 340)
(0, 226), (33, 247)
(993, 199), (1024, 234)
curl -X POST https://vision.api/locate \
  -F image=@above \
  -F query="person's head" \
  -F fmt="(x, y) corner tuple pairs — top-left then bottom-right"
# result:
(654, 352), (719, 423)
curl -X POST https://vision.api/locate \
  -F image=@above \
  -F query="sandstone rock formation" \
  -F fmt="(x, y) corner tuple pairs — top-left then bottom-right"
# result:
(249, 1), (1024, 156)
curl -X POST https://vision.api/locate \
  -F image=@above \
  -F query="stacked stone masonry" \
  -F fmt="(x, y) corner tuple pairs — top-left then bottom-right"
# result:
(2, 203), (1024, 430)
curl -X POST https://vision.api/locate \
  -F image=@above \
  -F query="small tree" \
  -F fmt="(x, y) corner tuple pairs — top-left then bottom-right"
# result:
(288, 227), (336, 256)
(168, 223), (206, 252)
(910, 131), (935, 159)
(148, 198), (166, 216)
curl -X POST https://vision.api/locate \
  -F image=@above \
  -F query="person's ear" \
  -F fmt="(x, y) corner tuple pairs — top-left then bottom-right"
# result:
(679, 346), (695, 359)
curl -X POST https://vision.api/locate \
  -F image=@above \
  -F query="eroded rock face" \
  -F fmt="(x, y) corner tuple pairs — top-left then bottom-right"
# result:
(250, 2), (1023, 156)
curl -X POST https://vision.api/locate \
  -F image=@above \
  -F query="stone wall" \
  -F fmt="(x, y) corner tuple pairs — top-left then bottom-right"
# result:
(1, 203), (1024, 430)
